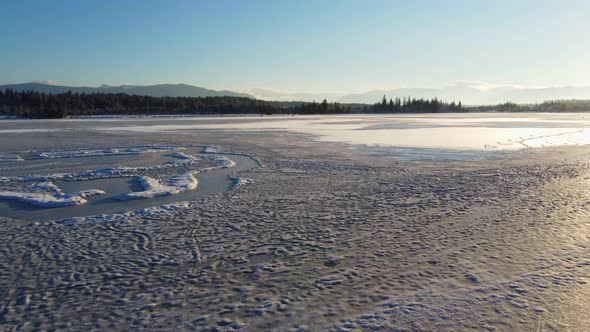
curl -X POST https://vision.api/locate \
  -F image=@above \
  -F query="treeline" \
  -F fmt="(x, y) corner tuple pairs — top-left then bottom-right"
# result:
(3, 89), (590, 119)
(297, 99), (353, 114)
(468, 100), (590, 113)
(0, 89), (280, 118)
(0, 89), (464, 118)
(372, 95), (462, 113)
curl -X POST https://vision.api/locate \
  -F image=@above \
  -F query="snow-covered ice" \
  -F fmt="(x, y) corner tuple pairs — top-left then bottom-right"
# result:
(58, 201), (192, 224)
(0, 158), (193, 183)
(76, 113), (590, 150)
(0, 181), (105, 207)
(37, 146), (183, 159)
(167, 151), (201, 161)
(2, 117), (590, 330)
(0, 154), (23, 162)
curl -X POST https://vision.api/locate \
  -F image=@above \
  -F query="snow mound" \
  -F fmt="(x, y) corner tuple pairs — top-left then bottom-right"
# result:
(0, 159), (194, 183)
(0, 147), (236, 184)
(229, 176), (252, 188)
(170, 151), (236, 168)
(0, 154), (23, 162)
(168, 152), (201, 161)
(203, 146), (218, 153)
(0, 182), (105, 208)
(202, 154), (236, 168)
(114, 173), (198, 200)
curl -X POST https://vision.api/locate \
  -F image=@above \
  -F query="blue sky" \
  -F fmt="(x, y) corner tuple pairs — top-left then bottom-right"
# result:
(1, 0), (589, 92)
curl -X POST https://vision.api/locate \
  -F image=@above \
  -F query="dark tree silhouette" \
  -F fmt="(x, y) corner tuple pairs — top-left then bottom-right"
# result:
(8, 89), (563, 119)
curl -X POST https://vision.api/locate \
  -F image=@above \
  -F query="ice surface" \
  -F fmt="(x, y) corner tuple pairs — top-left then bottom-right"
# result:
(84, 114), (590, 150)
(4, 113), (590, 150)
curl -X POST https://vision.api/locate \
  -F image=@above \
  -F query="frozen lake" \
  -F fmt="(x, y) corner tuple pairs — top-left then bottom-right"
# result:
(2, 113), (590, 331)
(1, 113), (590, 150)
(1, 112), (589, 221)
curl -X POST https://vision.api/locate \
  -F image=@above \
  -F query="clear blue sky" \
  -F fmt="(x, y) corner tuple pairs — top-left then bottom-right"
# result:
(1, 0), (589, 92)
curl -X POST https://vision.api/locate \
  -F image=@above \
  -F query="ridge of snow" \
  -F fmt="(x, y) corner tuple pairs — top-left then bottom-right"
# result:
(0, 154), (23, 162)
(0, 182), (105, 207)
(114, 173), (198, 200)
(37, 146), (183, 159)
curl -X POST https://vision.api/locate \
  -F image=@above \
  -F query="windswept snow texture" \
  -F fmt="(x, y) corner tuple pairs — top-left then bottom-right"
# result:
(37, 146), (183, 159)
(114, 173), (198, 200)
(0, 182), (105, 207)
(59, 201), (192, 224)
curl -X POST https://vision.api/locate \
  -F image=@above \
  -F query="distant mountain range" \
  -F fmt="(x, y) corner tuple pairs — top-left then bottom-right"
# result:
(336, 84), (590, 105)
(0, 83), (253, 99)
(246, 83), (590, 105)
(3, 82), (590, 105)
